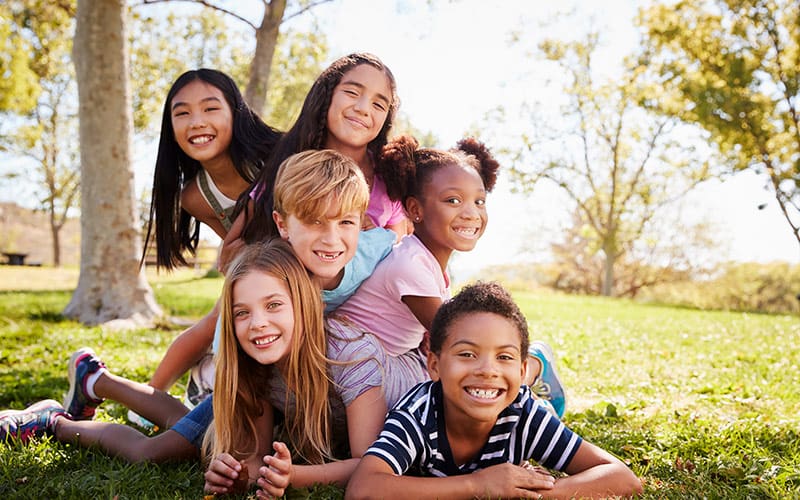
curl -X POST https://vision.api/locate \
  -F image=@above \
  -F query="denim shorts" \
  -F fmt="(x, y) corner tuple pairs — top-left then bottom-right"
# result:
(171, 395), (213, 449)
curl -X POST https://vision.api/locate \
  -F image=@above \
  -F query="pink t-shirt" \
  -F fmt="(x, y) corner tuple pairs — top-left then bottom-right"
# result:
(366, 175), (406, 229)
(335, 234), (450, 357)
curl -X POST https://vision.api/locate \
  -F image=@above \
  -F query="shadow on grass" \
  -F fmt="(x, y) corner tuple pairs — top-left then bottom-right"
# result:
(0, 370), (69, 408)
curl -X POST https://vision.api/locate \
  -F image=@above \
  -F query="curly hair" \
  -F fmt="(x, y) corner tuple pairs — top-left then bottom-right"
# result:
(142, 68), (281, 270)
(429, 281), (529, 357)
(241, 53), (399, 243)
(375, 134), (500, 204)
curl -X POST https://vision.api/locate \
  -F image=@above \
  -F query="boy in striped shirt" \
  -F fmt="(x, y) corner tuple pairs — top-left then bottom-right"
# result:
(346, 282), (642, 499)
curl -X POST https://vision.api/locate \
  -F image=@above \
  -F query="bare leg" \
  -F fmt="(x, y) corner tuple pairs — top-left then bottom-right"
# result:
(93, 372), (189, 429)
(53, 417), (197, 463)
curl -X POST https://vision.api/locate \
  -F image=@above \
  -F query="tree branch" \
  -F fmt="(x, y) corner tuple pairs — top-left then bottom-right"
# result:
(139, 0), (258, 30)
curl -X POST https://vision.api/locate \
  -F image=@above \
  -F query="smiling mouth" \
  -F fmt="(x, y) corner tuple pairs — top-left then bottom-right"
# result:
(314, 250), (343, 261)
(254, 335), (279, 346)
(345, 116), (368, 129)
(465, 387), (503, 399)
(189, 134), (214, 145)
(454, 227), (480, 238)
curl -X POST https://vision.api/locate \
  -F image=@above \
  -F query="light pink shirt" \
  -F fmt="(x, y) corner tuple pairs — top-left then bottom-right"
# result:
(366, 175), (406, 229)
(335, 234), (450, 357)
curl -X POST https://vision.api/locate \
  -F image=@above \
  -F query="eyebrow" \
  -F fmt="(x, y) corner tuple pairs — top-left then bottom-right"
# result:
(340, 80), (391, 106)
(232, 292), (286, 309)
(171, 96), (223, 111)
(450, 339), (521, 352)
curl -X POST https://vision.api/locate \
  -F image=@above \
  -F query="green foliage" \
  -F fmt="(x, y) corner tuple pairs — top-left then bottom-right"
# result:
(641, 261), (800, 315)
(1, 270), (799, 498)
(640, 0), (800, 245)
(492, 29), (716, 297)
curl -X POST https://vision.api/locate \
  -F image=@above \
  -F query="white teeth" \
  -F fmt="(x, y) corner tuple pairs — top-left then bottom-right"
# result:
(254, 335), (278, 345)
(315, 251), (340, 261)
(454, 227), (478, 236)
(189, 135), (212, 144)
(466, 387), (500, 399)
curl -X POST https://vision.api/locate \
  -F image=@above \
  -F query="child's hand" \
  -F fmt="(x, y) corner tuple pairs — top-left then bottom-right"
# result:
(204, 453), (248, 495)
(255, 441), (292, 499)
(471, 462), (555, 499)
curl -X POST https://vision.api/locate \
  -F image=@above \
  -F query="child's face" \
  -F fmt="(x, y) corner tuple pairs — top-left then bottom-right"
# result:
(324, 64), (392, 154)
(428, 311), (526, 426)
(170, 80), (233, 166)
(407, 164), (487, 258)
(232, 270), (295, 367)
(273, 206), (361, 290)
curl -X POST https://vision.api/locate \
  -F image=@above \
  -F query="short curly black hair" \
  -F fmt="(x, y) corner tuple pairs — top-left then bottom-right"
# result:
(429, 281), (529, 356)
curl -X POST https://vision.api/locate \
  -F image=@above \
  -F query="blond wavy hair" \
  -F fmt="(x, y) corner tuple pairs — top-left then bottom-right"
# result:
(202, 238), (333, 464)
(273, 149), (370, 223)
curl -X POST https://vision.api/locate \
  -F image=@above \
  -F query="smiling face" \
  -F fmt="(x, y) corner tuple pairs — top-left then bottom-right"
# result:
(273, 205), (361, 291)
(324, 64), (392, 157)
(428, 311), (526, 427)
(406, 163), (488, 269)
(232, 271), (296, 368)
(170, 79), (234, 167)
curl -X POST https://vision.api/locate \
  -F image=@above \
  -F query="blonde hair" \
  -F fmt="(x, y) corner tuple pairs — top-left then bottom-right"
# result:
(202, 239), (333, 464)
(273, 149), (370, 223)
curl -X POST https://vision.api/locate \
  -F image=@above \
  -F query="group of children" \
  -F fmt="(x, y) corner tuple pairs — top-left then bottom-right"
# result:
(0, 53), (642, 499)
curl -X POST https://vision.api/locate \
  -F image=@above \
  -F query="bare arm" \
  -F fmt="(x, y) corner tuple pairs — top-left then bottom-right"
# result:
(290, 386), (388, 488)
(180, 179), (227, 239)
(218, 201), (252, 274)
(148, 301), (219, 391)
(345, 456), (556, 500)
(401, 295), (443, 332)
(545, 441), (643, 499)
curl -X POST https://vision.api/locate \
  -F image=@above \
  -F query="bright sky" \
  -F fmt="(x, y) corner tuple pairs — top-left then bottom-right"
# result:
(3, 0), (798, 275)
(308, 0), (800, 276)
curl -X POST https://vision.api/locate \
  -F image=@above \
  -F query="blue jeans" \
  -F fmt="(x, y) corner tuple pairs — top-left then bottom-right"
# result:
(171, 395), (213, 448)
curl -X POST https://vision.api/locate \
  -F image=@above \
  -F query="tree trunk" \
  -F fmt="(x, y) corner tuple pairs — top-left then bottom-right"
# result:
(244, 0), (286, 114)
(65, 0), (161, 326)
(601, 247), (615, 297)
(50, 213), (61, 268)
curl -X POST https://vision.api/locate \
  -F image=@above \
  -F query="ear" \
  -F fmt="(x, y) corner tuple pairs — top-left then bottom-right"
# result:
(520, 357), (528, 383)
(273, 211), (289, 240)
(405, 196), (422, 224)
(427, 350), (441, 382)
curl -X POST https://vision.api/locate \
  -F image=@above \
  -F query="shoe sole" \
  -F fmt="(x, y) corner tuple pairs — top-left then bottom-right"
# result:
(65, 348), (94, 420)
(530, 341), (566, 414)
(0, 399), (62, 419)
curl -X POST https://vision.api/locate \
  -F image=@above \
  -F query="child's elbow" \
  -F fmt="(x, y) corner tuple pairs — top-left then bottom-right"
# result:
(618, 469), (644, 497)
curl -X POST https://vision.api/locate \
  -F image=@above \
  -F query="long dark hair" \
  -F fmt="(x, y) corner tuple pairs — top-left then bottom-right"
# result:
(142, 68), (282, 270)
(240, 53), (399, 243)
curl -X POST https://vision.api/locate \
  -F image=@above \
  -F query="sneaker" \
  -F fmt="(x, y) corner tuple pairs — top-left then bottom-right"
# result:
(0, 399), (69, 443)
(127, 409), (155, 431)
(185, 352), (215, 410)
(64, 347), (106, 420)
(528, 341), (566, 418)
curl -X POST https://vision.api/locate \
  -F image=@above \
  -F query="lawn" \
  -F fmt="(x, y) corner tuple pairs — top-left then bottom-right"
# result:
(0, 267), (798, 499)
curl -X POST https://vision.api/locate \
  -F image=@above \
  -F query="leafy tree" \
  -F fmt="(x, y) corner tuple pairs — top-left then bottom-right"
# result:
(66, 0), (161, 325)
(640, 0), (800, 247)
(140, 0), (333, 116)
(0, 0), (79, 267)
(493, 32), (713, 296)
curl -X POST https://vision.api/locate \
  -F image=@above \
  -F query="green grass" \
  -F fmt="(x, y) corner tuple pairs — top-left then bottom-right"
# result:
(1, 270), (798, 499)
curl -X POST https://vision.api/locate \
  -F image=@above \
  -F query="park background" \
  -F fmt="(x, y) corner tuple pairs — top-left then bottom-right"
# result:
(0, 0), (799, 498)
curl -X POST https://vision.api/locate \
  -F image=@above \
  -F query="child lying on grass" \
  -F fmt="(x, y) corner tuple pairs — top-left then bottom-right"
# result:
(345, 281), (643, 500)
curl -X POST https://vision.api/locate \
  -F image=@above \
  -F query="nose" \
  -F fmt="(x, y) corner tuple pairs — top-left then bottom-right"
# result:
(353, 95), (369, 115)
(474, 355), (499, 377)
(319, 222), (340, 244)
(460, 202), (482, 220)
(189, 114), (207, 129)
(250, 309), (269, 330)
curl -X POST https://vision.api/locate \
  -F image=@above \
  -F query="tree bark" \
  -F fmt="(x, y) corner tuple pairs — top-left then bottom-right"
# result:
(65, 0), (161, 326)
(244, 0), (286, 114)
